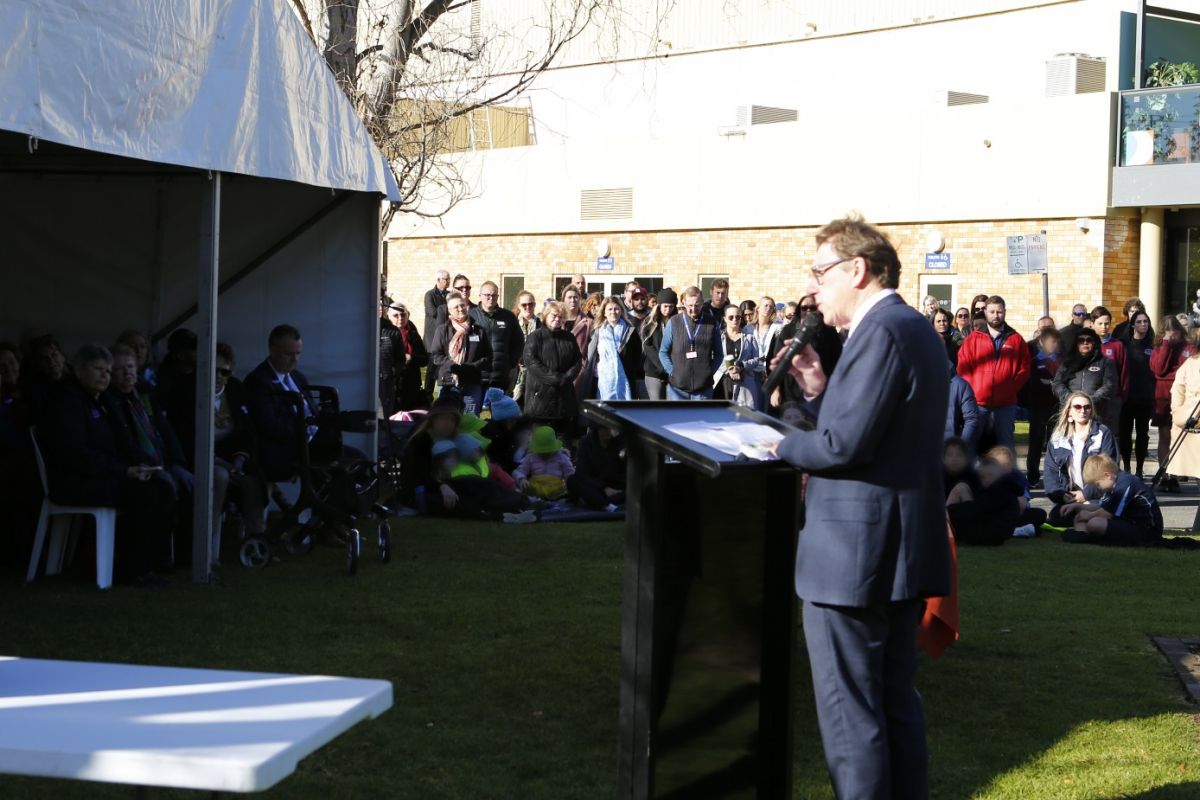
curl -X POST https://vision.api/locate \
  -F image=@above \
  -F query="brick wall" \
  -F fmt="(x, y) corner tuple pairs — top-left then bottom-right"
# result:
(388, 215), (1137, 338)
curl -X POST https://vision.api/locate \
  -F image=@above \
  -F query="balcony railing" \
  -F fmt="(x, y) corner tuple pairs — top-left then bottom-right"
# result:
(1120, 85), (1200, 166)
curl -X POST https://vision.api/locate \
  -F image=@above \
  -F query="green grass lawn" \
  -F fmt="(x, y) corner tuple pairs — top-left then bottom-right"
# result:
(1, 522), (1198, 798)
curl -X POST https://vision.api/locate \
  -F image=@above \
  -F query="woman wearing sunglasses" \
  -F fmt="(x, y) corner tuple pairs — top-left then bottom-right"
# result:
(1043, 390), (1119, 529)
(510, 291), (542, 403)
(1052, 329), (1119, 432)
(953, 307), (972, 336)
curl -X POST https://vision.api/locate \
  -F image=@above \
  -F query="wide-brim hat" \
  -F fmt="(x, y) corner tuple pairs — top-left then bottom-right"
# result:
(431, 439), (457, 458)
(459, 412), (487, 435)
(528, 425), (563, 455)
(454, 433), (484, 458)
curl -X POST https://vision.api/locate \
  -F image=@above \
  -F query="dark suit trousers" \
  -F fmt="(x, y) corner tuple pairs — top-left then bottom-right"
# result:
(803, 598), (927, 800)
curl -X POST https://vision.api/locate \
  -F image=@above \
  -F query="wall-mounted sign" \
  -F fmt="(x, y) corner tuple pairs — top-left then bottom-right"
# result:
(597, 256), (614, 271)
(925, 252), (951, 270)
(1006, 235), (1028, 275)
(1026, 234), (1048, 273)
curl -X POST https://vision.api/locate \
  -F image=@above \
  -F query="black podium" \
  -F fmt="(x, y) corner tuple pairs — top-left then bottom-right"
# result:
(582, 400), (802, 799)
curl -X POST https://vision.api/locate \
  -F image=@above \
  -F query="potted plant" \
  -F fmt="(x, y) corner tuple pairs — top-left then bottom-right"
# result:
(1125, 59), (1200, 163)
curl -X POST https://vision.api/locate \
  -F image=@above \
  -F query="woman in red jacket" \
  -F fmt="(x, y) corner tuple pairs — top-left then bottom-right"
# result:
(1149, 315), (1193, 492)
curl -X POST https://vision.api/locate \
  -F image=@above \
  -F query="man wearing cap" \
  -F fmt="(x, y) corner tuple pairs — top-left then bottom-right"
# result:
(625, 285), (650, 327)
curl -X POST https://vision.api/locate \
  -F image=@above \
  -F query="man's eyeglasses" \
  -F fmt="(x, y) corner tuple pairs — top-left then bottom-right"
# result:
(480, 292), (498, 299)
(1072, 311), (1088, 317)
(811, 257), (851, 285)
(1070, 403), (1093, 411)
(455, 284), (470, 292)
(216, 367), (233, 377)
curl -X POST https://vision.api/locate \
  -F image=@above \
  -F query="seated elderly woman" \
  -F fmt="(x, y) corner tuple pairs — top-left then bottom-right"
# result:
(39, 344), (176, 587)
(115, 329), (157, 387)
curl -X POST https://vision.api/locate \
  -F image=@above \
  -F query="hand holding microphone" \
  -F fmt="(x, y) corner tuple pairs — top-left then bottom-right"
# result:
(763, 311), (827, 399)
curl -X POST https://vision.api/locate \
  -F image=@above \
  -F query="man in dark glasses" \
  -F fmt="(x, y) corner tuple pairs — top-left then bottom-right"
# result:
(1059, 303), (1090, 352)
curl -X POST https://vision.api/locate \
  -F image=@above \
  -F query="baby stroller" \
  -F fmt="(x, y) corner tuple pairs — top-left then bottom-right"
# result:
(238, 386), (392, 575)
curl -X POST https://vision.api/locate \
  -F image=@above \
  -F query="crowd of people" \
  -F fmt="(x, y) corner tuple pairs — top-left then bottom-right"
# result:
(933, 293), (1200, 547)
(4, 270), (1196, 586)
(0, 325), (327, 586)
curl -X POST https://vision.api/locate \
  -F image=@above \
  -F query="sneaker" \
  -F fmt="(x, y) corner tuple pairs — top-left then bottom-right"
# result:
(1012, 524), (1037, 538)
(502, 509), (538, 524)
(603, 503), (620, 513)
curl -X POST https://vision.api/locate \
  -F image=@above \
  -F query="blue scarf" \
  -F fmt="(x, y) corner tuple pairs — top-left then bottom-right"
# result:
(597, 321), (632, 401)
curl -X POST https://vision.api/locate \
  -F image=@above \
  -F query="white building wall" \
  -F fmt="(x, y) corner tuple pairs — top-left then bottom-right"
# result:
(393, 0), (1136, 239)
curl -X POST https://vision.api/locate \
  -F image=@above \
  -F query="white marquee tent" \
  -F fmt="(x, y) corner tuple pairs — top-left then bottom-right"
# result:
(0, 0), (400, 581)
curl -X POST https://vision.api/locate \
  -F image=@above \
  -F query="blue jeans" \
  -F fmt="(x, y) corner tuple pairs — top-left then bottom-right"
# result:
(979, 404), (1017, 451)
(667, 384), (714, 401)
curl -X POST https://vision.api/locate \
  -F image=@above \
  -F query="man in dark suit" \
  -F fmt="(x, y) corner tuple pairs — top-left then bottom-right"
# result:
(242, 324), (311, 482)
(423, 270), (450, 394)
(769, 217), (952, 800)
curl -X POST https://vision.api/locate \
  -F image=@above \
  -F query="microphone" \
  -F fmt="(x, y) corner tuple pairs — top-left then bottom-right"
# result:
(762, 311), (824, 399)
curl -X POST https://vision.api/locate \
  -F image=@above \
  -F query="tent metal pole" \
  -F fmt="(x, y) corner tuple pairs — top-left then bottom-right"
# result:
(192, 172), (220, 583)
(368, 197), (382, 461)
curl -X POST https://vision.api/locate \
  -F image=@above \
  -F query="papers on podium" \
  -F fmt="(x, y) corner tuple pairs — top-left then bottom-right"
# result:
(664, 420), (785, 461)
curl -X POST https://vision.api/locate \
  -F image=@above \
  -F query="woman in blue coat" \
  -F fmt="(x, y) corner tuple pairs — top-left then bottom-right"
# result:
(1043, 390), (1119, 527)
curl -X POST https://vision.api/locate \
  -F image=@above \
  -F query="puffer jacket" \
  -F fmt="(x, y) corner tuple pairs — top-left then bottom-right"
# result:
(1052, 351), (1119, 419)
(428, 317), (492, 388)
(470, 306), (524, 386)
(522, 326), (583, 421)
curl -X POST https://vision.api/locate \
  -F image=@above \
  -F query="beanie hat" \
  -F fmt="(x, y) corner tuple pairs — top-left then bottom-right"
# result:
(431, 439), (457, 458)
(454, 433), (484, 458)
(528, 425), (563, 455)
(483, 386), (507, 409)
(490, 396), (521, 422)
(428, 392), (463, 421)
(657, 288), (678, 306)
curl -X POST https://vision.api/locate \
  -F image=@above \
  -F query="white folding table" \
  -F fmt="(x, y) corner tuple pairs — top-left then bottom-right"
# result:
(0, 656), (393, 794)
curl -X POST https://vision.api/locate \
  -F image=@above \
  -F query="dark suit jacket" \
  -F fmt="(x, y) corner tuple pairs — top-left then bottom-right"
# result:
(39, 379), (139, 506)
(242, 359), (310, 481)
(424, 286), (447, 343)
(777, 293), (952, 607)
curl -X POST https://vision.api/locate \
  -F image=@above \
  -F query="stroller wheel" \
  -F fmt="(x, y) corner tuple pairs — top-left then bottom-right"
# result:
(283, 524), (316, 557)
(240, 537), (272, 569)
(377, 522), (391, 564)
(346, 528), (361, 576)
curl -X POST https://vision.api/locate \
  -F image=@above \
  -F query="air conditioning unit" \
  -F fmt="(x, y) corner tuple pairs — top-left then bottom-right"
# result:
(931, 90), (989, 107)
(1046, 53), (1106, 97)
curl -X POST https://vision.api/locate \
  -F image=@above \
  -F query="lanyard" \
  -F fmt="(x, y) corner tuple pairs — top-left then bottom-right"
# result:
(682, 315), (701, 350)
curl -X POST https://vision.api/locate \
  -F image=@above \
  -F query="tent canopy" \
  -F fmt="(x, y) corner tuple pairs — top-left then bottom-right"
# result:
(0, 0), (400, 200)
(1, 0), (388, 581)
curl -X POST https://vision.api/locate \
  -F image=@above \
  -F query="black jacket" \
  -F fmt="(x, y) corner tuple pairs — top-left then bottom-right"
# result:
(1121, 334), (1156, 405)
(242, 359), (311, 481)
(107, 386), (187, 470)
(522, 326), (583, 421)
(470, 305), (524, 387)
(381, 322), (430, 413)
(575, 427), (625, 490)
(423, 286), (448, 343)
(214, 378), (258, 464)
(774, 319), (843, 405)
(1052, 350), (1118, 415)
(428, 316), (492, 388)
(155, 361), (197, 462)
(39, 379), (139, 506)
(640, 319), (669, 380)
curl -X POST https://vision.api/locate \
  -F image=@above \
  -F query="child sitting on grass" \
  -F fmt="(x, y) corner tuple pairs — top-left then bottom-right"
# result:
(513, 426), (574, 501)
(942, 438), (979, 501)
(983, 444), (1047, 536)
(945, 454), (1020, 546)
(1060, 453), (1163, 546)
(446, 434), (536, 523)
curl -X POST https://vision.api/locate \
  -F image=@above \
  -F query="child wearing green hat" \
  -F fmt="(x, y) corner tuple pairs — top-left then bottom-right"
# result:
(513, 426), (575, 500)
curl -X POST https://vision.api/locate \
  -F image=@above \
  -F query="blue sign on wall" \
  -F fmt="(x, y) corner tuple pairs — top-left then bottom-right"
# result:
(597, 256), (614, 271)
(925, 252), (951, 270)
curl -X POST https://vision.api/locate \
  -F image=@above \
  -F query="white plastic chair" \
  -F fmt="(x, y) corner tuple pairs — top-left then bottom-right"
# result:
(26, 429), (117, 589)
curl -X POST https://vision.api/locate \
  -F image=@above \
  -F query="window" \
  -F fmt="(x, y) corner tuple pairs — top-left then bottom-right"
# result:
(501, 276), (525, 310)
(918, 274), (959, 312)
(699, 275), (731, 300)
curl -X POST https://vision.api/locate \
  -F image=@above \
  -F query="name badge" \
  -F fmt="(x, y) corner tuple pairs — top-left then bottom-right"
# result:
(496, 321), (506, 328)
(469, 335), (480, 342)
(1088, 365), (1101, 372)
(686, 351), (698, 359)
(1146, 348), (1154, 356)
